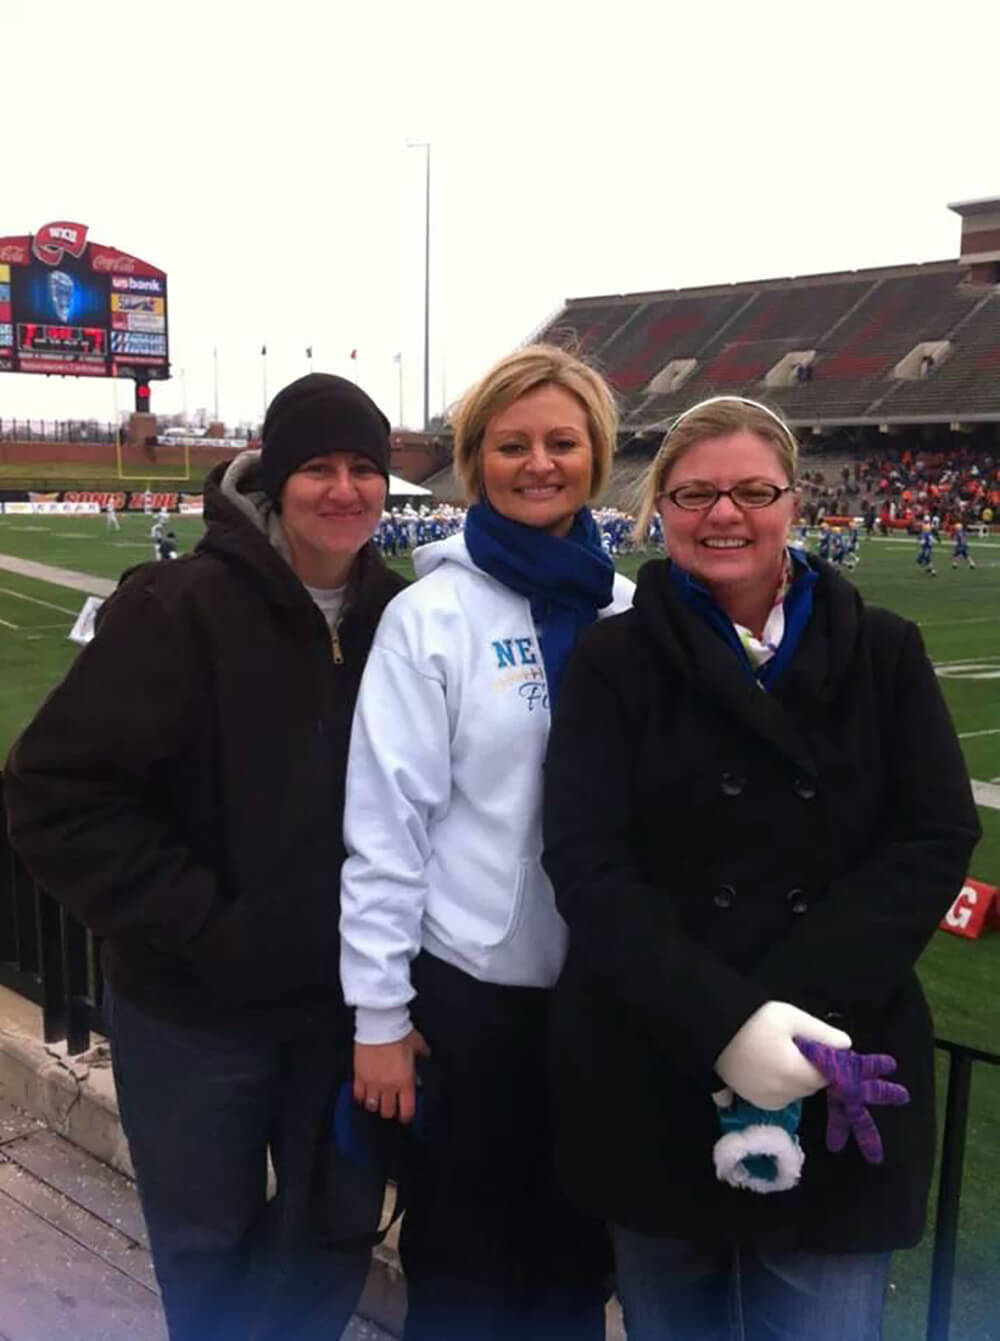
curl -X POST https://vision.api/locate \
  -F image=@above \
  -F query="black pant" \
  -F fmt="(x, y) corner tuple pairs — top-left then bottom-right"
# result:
(105, 986), (370, 1341)
(400, 952), (609, 1341)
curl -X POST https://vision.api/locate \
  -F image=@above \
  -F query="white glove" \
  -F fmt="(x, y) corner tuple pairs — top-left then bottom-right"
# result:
(715, 1001), (851, 1111)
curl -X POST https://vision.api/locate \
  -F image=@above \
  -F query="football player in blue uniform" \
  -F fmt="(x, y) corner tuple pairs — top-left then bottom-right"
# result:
(951, 523), (976, 570)
(916, 523), (937, 577)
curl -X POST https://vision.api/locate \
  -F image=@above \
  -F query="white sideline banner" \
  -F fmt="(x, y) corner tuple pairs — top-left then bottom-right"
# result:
(68, 595), (106, 646)
(1, 501), (101, 515)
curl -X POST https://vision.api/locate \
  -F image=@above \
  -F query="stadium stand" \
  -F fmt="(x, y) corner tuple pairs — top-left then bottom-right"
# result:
(535, 262), (1000, 428)
(532, 207), (1000, 430)
(420, 200), (1000, 509)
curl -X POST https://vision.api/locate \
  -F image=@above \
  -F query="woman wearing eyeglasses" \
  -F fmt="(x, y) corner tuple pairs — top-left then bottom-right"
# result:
(541, 397), (979, 1340)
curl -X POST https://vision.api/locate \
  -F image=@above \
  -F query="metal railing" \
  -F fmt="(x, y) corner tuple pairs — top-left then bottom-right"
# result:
(0, 790), (996, 1339)
(0, 778), (99, 1052)
(926, 1038), (999, 1341)
(0, 419), (120, 444)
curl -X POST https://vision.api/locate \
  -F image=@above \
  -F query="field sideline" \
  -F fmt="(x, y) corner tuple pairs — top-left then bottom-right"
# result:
(0, 513), (998, 1340)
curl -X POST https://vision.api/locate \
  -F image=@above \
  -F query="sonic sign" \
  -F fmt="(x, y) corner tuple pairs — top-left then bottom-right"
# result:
(0, 222), (168, 381)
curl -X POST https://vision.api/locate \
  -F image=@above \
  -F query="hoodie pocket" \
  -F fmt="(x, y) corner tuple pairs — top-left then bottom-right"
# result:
(486, 858), (533, 948)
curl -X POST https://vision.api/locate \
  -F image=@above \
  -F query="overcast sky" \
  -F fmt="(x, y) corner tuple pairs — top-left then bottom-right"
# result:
(2, 0), (999, 432)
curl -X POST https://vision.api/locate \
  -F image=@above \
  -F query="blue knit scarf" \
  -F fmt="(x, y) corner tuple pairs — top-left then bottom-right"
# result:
(464, 501), (615, 705)
(668, 549), (816, 690)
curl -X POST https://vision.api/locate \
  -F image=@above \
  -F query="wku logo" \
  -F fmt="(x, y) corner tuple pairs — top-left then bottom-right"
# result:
(32, 221), (89, 266)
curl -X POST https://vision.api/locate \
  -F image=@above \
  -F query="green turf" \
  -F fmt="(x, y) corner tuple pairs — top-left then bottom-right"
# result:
(0, 523), (998, 1338)
(0, 512), (207, 583)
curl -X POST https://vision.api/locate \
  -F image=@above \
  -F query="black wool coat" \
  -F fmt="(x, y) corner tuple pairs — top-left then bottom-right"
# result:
(4, 459), (405, 1037)
(542, 556), (980, 1253)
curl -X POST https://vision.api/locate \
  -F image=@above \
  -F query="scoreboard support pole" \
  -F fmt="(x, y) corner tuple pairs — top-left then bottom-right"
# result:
(111, 375), (191, 483)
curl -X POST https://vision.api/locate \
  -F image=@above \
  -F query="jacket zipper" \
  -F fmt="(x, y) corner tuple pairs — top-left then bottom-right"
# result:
(330, 624), (344, 664)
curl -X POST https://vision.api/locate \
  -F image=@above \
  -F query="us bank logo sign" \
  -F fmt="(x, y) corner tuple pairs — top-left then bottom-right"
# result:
(491, 637), (549, 712)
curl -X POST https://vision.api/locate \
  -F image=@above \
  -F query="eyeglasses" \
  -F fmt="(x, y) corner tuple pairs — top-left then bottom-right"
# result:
(661, 481), (794, 511)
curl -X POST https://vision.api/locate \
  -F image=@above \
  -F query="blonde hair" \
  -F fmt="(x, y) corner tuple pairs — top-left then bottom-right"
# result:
(634, 396), (799, 540)
(451, 344), (618, 502)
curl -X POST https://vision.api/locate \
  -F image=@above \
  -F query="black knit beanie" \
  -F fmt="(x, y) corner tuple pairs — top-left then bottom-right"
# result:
(260, 373), (391, 503)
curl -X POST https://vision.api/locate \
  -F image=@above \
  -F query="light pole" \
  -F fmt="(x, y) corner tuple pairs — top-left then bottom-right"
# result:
(260, 344), (268, 415)
(212, 348), (219, 423)
(407, 140), (431, 429)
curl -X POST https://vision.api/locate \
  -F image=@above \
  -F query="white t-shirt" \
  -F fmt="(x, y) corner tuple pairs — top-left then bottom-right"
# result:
(304, 583), (346, 630)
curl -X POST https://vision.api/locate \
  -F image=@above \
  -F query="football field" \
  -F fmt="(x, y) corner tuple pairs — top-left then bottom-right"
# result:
(0, 515), (997, 1339)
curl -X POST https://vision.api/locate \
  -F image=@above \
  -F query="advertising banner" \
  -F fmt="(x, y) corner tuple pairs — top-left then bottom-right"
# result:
(4, 500), (100, 514)
(110, 274), (164, 294)
(111, 331), (167, 356)
(111, 293), (165, 315)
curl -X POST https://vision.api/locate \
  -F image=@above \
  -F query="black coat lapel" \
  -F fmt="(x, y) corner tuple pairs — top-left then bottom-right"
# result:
(634, 559), (828, 780)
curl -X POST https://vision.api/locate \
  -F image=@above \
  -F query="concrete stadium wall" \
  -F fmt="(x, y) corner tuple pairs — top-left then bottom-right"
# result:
(2, 436), (449, 480)
(390, 432), (450, 483)
(0, 440), (240, 467)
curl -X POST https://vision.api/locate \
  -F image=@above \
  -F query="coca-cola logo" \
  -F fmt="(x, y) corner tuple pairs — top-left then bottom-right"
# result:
(92, 253), (139, 274)
(32, 221), (89, 266)
(0, 243), (28, 264)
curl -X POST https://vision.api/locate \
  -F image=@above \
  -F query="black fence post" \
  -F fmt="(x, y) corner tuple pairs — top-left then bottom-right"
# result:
(62, 904), (95, 1055)
(925, 1041), (1000, 1341)
(35, 885), (67, 1046)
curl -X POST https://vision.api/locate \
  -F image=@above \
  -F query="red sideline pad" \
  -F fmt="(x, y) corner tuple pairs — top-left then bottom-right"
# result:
(939, 879), (999, 940)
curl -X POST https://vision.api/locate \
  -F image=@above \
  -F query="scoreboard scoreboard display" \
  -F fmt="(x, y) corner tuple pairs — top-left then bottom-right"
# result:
(0, 221), (168, 381)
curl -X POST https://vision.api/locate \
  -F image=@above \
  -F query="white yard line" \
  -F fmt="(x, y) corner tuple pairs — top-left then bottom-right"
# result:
(972, 780), (1000, 811)
(0, 586), (79, 616)
(0, 554), (115, 598)
(866, 537), (1000, 548)
(0, 615), (19, 630)
(921, 618), (999, 628)
(959, 728), (1000, 740)
(936, 656), (1000, 665)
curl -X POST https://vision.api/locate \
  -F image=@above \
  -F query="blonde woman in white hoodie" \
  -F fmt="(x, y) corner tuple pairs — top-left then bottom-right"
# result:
(340, 345), (633, 1341)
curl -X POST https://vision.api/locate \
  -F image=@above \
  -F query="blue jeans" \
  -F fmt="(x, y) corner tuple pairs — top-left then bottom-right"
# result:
(613, 1226), (891, 1341)
(104, 986), (369, 1341)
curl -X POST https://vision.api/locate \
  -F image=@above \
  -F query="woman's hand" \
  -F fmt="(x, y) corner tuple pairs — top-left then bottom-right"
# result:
(715, 1001), (851, 1110)
(354, 1029), (431, 1123)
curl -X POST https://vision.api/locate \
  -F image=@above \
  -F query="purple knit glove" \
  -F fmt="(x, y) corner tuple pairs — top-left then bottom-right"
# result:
(794, 1038), (910, 1165)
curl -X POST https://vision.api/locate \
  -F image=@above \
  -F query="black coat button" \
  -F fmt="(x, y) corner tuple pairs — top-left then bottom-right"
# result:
(721, 772), (746, 797)
(793, 778), (817, 800)
(713, 884), (736, 909)
(786, 887), (809, 914)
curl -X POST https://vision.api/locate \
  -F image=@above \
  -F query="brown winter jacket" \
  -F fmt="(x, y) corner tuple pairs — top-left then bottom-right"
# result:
(4, 456), (406, 1037)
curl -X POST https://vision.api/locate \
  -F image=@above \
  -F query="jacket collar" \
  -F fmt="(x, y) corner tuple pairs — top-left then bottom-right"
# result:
(633, 555), (863, 778)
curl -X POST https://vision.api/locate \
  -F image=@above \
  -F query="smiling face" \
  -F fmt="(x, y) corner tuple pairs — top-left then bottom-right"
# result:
(280, 451), (387, 586)
(478, 384), (594, 536)
(657, 429), (796, 599)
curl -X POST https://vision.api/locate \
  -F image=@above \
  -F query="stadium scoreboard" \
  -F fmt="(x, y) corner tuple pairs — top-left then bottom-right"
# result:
(0, 221), (168, 381)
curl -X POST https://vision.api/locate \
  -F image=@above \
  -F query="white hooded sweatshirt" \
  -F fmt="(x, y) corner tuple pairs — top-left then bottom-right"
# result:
(340, 531), (634, 1044)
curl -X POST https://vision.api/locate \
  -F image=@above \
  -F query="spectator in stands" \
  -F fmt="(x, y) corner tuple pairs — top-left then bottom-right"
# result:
(340, 344), (633, 1341)
(4, 374), (406, 1341)
(542, 396), (980, 1341)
